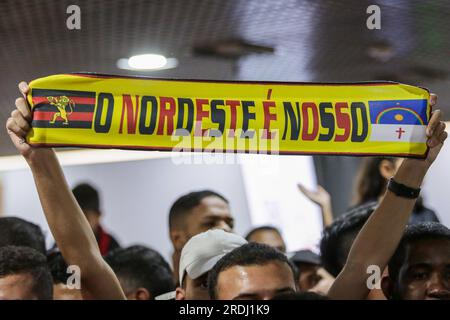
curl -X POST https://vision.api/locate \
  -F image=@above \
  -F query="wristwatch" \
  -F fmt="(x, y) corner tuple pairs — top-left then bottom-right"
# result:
(387, 177), (421, 199)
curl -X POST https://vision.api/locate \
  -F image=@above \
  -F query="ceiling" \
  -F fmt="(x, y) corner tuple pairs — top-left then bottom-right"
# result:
(1, 0), (450, 156)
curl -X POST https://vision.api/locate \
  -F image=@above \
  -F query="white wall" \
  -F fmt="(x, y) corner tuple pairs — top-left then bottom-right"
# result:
(239, 154), (322, 252)
(422, 141), (450, 227)
(1, 155), (252, 264)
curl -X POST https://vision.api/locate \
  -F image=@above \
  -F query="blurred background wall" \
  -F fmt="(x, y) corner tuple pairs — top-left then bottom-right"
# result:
(1, 156), (252, 262)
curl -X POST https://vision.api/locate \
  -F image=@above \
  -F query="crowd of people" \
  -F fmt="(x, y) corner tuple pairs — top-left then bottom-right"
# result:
(1, 82), (449, 300)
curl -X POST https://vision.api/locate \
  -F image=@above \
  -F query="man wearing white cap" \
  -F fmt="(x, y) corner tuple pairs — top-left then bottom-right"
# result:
(168, 190), (235, 284)
(174, 229), (247, 300)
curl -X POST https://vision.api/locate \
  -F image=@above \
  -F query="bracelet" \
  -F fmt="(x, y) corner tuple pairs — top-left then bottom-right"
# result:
(387, 177), (421, 199)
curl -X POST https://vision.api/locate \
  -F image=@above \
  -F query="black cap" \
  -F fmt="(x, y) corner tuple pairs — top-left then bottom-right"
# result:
(290, 249), (321, 265)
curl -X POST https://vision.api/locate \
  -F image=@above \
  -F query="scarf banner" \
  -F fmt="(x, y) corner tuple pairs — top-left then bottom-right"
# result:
(26, 73), (431, 157)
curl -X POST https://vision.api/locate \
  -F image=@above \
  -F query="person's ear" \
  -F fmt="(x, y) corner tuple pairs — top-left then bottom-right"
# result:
(175, 287), (186, 300)
(125, 288), (151, 300)
(135, 288), (152, 300)
(381, 276), (394, 300)
(379, 160), (396, 179)
(170, 229), (188, 251)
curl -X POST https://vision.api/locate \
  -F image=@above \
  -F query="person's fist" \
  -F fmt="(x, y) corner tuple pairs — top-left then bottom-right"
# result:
(6, 82), (35, 158)
(422, 94), (447, 167)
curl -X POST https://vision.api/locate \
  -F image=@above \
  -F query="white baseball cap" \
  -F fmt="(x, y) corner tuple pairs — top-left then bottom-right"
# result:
(179, 229), (247, 285)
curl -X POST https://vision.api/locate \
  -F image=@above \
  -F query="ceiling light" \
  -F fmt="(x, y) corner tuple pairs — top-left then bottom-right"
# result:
(117, 54), (178, 71)
(128, 54), (167, 69)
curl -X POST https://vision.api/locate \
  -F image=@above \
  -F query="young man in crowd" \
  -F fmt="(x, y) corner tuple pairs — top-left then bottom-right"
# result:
(72, 183), (121, 256)
(382, 222), (450, 300)
(104, 245), (175, 300)
(245, 226), (286, 253)
(6, 82), (447, 300)
(208, 242), (297, 300)
(320, 203), (376, 278)
(320, 202), (387, 299)
(169, 190), (235, 283)
(0, 245), (53, 299)
(290, 249), (333, 293)
(174, 229), (247, 300)
(0, 216), (46, 254)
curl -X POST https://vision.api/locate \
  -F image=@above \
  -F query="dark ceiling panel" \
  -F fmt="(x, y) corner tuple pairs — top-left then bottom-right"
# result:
(1, 0), (449, 156)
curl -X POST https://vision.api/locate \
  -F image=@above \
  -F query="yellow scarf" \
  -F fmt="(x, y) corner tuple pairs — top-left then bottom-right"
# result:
(26, 73), (431, 157)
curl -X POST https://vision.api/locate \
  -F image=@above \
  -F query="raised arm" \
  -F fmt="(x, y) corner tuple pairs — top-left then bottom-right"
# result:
(298, 184), (334, 227)
(6, 82), (125, 300)
(328, 95), (447, 299)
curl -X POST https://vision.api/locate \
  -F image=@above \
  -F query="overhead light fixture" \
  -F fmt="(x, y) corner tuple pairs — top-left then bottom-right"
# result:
(129, 54), (167, 69)
(193, 39), (275, 59)
(367, 41), (394, 62)
(117, 53), (178, 71)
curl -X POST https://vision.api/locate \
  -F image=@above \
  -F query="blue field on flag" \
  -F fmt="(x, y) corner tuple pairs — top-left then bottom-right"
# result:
(368, 99), (428, 125)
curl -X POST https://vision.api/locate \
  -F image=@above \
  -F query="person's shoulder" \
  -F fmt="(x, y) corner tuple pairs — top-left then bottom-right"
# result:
(109, 234), (121, 249)
(344, 200), (379, 217)
(411, 206), (440, 223)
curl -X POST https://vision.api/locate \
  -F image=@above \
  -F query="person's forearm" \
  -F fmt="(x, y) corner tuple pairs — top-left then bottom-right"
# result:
(27, 150), (100, 269)
(27, 149), (125, 299)
(329, 159), (427, 299)
(347, 160), (425, 267)
(321, 202), (334, 227)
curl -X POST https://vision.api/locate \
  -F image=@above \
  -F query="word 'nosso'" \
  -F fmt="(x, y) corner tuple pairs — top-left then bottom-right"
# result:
(93, 94), (369, 142)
